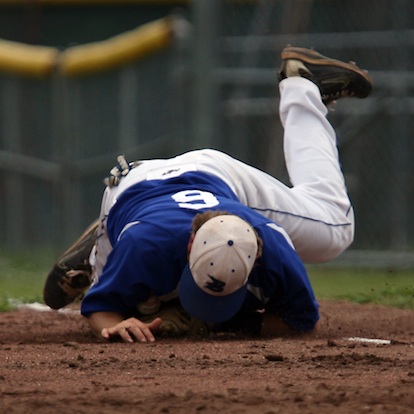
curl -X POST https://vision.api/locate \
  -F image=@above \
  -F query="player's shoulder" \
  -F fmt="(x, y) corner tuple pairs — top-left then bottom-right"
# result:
(239, 210), (295, 249)
(259, 221), (294, 247)
(227, 204), (274, 228)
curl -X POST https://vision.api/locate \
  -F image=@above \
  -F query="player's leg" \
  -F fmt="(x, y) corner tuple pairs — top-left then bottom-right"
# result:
(276, 76), (355, 262)
(277, 46), (372, 105)
(191, 48), (372, 263)
(191, 147), (353, 263)
(269, 47), (372, 261)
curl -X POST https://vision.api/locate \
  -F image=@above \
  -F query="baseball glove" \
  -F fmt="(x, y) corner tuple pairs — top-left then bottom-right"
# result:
(141, 303), (211, 338)
(43, 219), (98, 309)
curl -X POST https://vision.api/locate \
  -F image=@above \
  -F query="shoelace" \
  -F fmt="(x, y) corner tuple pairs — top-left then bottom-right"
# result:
(322, 89), (356, 105)
(103, 155), (141, 187)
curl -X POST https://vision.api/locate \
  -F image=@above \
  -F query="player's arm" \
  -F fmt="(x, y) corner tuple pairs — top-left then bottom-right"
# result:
(87, 311), (162, 343)
(82, 229), (164, 343)
(257, 226), (320, 335)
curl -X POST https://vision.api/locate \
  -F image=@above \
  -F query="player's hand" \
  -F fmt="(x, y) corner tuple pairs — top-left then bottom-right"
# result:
(101, 317), (162, 343)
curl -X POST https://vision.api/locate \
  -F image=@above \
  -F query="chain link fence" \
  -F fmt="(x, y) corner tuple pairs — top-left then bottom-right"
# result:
(215, 0), (414, 261)
(0, 0), (413, 265)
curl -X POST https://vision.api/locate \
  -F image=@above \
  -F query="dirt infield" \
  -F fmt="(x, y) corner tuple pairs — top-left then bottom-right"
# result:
(1, 300), (413, 414)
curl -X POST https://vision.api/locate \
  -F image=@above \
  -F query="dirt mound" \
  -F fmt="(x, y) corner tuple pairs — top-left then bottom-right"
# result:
(1, 300), (413, 413)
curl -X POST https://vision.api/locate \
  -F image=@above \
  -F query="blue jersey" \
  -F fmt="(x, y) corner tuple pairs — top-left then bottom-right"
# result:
(81, 171), (319, 332)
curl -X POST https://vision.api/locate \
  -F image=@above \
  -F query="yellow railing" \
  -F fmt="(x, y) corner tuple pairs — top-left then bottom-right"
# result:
(0, 17), (173, 78)
(0, 40), (58, 77)
(0, 1), (188, 5)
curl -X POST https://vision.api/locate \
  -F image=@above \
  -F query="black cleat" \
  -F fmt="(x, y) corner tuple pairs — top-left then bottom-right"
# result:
(278, 46), (373, 105)
(43, 219), (99, 309)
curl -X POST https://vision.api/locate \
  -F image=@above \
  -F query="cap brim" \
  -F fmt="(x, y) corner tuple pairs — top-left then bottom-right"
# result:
(178, 265), (247, 324)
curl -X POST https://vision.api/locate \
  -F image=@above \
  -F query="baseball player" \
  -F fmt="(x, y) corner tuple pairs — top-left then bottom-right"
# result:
(43, 46), (373, 342)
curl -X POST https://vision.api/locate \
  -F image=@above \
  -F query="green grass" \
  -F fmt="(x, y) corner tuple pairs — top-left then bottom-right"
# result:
(307, 266), (414, 309)
(0, 250), (55, 311)
(0, 252), (413, 312)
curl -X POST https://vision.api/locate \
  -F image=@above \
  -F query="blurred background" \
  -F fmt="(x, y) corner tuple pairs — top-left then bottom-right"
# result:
(0, 0), (413, 268)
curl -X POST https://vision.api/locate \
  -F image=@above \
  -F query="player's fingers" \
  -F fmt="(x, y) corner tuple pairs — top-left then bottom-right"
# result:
(138, 317), (163, 341)
(101, 318), (162, 343)
(118, 326), (135, 343)
(127, 324), (156, 343)
(128, 318), (162, 343)
(101, 325), (134, 343)
(148, 317), (163, 331)
(101, 328), (110, 340)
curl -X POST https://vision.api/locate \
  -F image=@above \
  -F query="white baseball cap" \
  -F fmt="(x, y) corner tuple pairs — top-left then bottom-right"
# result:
(178, 215), (258, 323)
